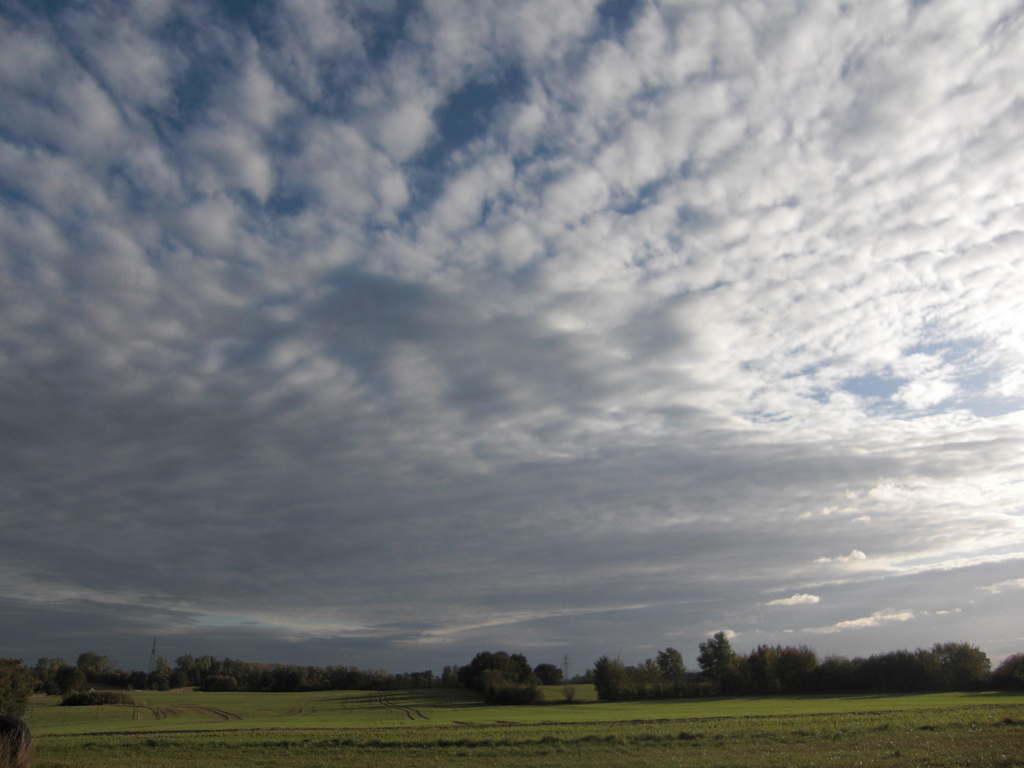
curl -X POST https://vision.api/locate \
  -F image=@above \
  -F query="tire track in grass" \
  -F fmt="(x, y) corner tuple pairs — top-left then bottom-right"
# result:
(377, 692), (429, 720)
(143, 705), (239, 723)
(184, 706), (242, 722)
(283, 697), (319, 717)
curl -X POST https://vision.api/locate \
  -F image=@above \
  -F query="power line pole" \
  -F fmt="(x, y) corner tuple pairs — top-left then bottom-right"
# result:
(562, 654), (570, 681)
(147, 638), (157, 675)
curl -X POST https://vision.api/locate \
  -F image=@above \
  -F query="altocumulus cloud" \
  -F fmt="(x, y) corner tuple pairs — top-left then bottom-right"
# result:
(1, 0), (1024, 671)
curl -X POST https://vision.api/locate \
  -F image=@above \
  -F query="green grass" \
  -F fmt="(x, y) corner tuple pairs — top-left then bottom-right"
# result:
(26, 688), (1024, 767)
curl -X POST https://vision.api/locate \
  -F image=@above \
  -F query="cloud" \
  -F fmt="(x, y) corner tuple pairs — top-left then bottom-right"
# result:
(2, 0), (1024, 670)
(815, 551), (868, 564)
(807, 610), (918, 635)
(887, 552), (1024, 578)
(705, 629), (738, 640)
(767, 594), (821, 607)
(982, 578), (1024, 594)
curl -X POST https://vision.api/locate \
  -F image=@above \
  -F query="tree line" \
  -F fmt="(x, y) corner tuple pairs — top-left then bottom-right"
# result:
(28, 652), (443, 696)
(3, 637), (1024, 718)
(591, 633), (1024, 701)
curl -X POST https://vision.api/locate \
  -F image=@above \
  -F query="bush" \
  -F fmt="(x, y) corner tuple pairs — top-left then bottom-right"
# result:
(0, 660), (34, 718)
(61, 691), (135, 707)
(483, 683), (541, 705)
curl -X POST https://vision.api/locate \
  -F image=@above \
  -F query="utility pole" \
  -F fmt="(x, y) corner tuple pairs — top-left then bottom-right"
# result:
(147, 638), (157, 675)
(562, 654), (570, 681)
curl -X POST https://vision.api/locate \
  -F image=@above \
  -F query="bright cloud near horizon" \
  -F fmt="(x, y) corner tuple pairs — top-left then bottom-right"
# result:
(2, 0), (1023, 674)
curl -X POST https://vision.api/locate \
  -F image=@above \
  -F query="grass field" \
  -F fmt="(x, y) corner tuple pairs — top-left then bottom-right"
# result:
(25, 687), (1024, 767)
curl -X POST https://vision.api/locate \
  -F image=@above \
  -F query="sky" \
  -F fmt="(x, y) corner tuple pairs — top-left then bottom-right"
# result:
(1, 0), (1023, 676)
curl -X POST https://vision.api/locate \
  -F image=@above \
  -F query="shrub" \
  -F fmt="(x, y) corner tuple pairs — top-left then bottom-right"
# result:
(484, 683), (541, 705)
(0, 660), (34, 718)
(61, 691), (135, 706)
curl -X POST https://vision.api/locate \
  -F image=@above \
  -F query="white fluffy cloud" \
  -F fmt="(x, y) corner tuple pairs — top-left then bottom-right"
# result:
(807, 610), (918, 635)
(767, 594), (821, 607)
(816, 551), (868, 565)
(982, 578), (1024, 594)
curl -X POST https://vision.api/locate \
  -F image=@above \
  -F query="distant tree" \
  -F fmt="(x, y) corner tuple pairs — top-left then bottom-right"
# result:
(458, 652), (534, 691)
(440, 665), (461, 688)
(505, 654), (534, 684)
(174, 655), (202, 687)
(776, 646), (818, 694)
(395, 670), (434, 689)
(54, 665), (87, 695)
(202, 675), (239, 692)
(76, 652), (115, 682)
(697, 632), (737, 687)
(636, 658), (661, 686)
(747, 645), (781, 694)
(812, 655), (862, 693)
(860, 650), (931, 693)
(468, 663), (539, 705)
(34, 658), (66, 695)
(149, 656), (172, 691)
(168, 669), (190, 689)
(656, 648), (686, 681)
(532, 663), (564, 686)
(926, 642), (990, 690)
(592, 656), (630, 701)
(991, 653), (1024, 691)
(125, 670), (149, 690)
(265, 665), (309, 692)
(0, 660), (34, 718)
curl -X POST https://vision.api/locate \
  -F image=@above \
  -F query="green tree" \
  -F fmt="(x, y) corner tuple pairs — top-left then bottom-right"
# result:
(992, 653), (1024, 691)
(0, 659), (34, 717)
(776, 646), (818, 693)
(812, 654), (861, 693)
(149, 656), (172, 691)
(202, 675), (238, 692)
(592, 656), (629, 701)
(698, 632), (736, 686)
(457, 653), (539, 705)
(656, 647), (686, 681)
(54, 665), (87, 694)
(860, 649), (930, 692)
(748, 645), (781, 694)
(440, 665), (461, 688)
(76, 652), (115, 682)
(168, 669), (190, 689)
(174, 655), (201, 687)
(34, 657), (66, 695)
(532, 663), (563, 686)
(458, 651), (534, 691)
(927, 642), (990, 690)
(634, 658), (660, 686)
